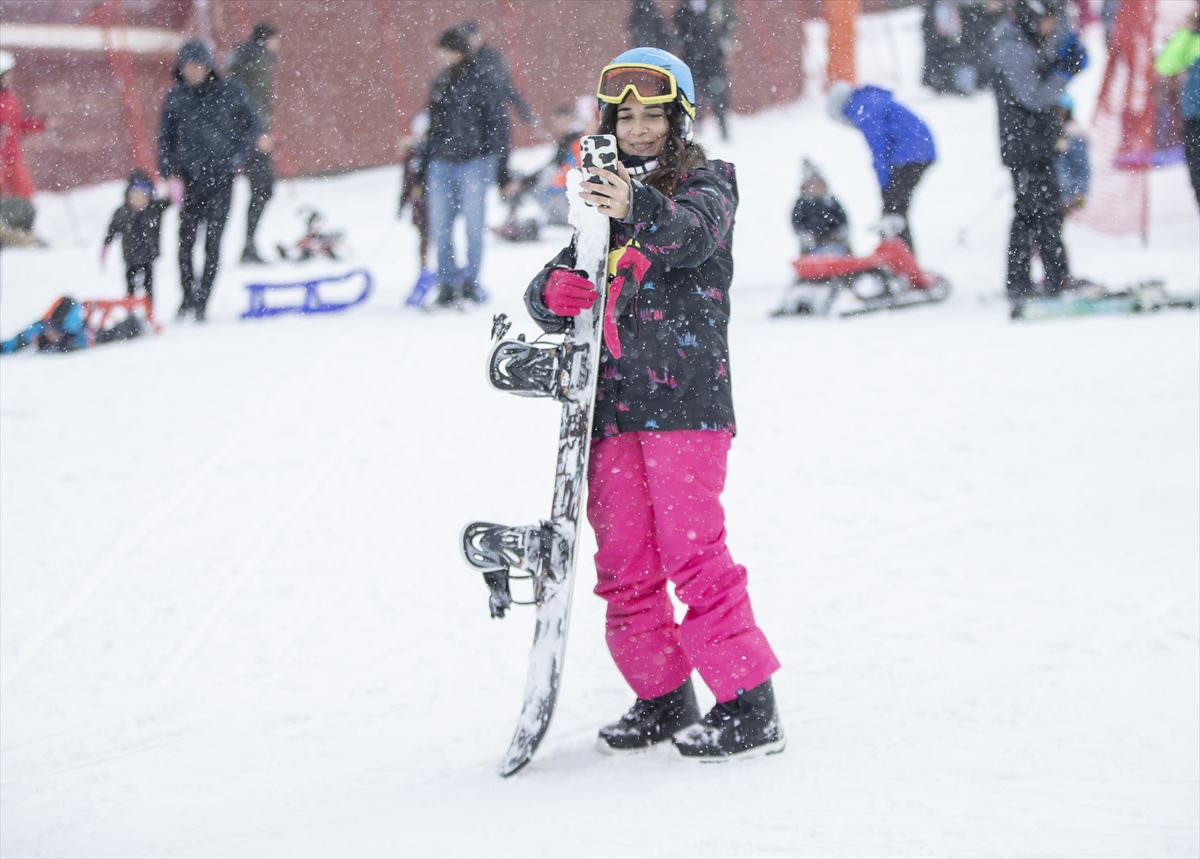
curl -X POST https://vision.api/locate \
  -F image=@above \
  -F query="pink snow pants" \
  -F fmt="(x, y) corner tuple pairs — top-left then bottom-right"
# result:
(587, 430), (780, 703)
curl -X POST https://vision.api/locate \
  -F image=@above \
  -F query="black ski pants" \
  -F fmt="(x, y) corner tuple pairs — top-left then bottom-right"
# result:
(1185, 117), (1200, 208)
(882, 161), (930, 252)
(125, 263), (153, 299)
(244, 148), (275, 252)
(1006, 159), (1068, 298)
(178, 175), (233, 313)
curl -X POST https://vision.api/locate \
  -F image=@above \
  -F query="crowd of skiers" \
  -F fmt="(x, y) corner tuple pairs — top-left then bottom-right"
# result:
(2, 0), (1199, 341)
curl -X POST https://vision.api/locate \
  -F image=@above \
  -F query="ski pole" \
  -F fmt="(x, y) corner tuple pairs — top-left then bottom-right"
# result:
(957, 182), (1010, 247)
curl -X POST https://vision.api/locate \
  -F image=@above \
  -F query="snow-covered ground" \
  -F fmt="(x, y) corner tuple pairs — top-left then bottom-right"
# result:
(2, 8), (1197, 857)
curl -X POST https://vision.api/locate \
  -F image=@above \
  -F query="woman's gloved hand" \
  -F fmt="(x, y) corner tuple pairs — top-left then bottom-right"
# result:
(542, 268), (598, 317)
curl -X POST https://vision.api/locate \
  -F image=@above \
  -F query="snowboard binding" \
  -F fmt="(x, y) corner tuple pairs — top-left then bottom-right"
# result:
(485, 314), (591, 401)
(461, 521), (569, 618)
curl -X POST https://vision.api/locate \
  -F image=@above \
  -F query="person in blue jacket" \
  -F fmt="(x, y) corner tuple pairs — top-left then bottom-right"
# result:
(826, 81), (936, 252)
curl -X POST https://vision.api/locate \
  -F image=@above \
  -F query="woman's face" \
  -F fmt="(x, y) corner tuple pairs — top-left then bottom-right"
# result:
(614, 97), (670, 158)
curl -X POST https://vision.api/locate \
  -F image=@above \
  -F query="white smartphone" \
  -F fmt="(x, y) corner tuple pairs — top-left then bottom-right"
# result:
(579, 134), (619, 207)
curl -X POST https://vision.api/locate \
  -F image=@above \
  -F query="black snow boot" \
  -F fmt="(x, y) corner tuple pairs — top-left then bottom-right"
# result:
(673, 679), (785, 761)
(597, 678), (701, 753)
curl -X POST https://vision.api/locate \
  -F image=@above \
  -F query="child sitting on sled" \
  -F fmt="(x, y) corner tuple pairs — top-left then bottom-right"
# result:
(791, 158), (849, 257)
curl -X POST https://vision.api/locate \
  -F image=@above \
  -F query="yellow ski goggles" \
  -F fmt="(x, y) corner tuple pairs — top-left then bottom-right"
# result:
(597, 63), (695, 117)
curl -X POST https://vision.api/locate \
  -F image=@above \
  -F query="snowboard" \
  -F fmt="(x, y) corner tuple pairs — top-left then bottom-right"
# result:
(1012, 280), (1198, 320)
(459, 166), (610, 777)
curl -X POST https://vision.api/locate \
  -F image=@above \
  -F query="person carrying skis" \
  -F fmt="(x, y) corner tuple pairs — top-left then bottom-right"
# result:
(826, 81), (936, 252)
(158, 40), (259, 322)
(1155, 2), (1200, 205)
(225, 22), (282, 265)
(102, 169), (170, 304)
(523, 48), (784, 761)
(990, 0), (1086, 306)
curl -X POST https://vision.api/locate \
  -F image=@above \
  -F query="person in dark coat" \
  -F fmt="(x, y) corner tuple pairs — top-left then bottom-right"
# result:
(827, 82), (936, 251)
(628, 0), (674, 50)
(158, 40), (258, 321)
(425, 28), (506, 306)
(225, 22), (282, 264)
(524, 47), (783, 761)
(673, 0), (730, 138)
(991, 0), (1086, 304)
(460, 21), (534, 189)
(791, 159), (849, 255)
(102, 169), (170, 303)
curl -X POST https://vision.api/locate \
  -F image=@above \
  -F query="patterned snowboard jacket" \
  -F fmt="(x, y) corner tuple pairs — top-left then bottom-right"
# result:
(525, 159), (738, 439)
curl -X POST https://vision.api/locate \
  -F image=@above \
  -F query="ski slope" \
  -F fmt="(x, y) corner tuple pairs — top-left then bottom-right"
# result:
(2, 8), (1197, 857)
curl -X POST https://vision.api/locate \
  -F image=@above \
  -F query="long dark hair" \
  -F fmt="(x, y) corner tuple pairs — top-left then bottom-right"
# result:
(598, 101), (708, 197)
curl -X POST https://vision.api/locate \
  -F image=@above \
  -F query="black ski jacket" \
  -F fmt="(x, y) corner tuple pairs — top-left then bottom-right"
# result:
(104, 198), (169, 266)
(991, 16), (1067, 167)
(525, 160), (739, 438)
(225, 39), (276, 133)
(158, 42), (259, 185)
(792, 193), (848, 245)
(426, 53), (509, 164)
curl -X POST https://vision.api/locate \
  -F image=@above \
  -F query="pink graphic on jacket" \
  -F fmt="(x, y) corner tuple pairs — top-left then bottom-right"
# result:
(647, 368), (677, 389)
(587, 430), (780, 701)
(604, 246), (651, 360)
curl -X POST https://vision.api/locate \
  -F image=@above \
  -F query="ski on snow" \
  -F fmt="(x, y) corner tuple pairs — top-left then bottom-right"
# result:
(459, 168), (610, 777)
(1011, 279), (1198, 320)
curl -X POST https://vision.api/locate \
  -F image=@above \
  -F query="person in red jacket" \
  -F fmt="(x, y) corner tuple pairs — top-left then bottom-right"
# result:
(0, 50), (44, 202)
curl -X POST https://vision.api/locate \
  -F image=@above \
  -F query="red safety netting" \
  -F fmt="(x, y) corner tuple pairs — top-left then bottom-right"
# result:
(1076, 0), (1194, 238)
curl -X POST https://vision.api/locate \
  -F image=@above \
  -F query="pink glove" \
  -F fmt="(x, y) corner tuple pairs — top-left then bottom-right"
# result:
(543, 268), (598, 317)
(167, 177), (185, 206)
(99, 243), (109, 268)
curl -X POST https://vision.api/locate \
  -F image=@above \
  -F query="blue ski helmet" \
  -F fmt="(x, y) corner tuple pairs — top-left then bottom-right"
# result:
(599, 47), (696, 118)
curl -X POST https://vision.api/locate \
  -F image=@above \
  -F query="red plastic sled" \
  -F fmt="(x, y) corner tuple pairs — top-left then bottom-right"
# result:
(777, 236), (950, 317)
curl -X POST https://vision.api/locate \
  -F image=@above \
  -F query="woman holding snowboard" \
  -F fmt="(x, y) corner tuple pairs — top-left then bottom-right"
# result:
(523, 48), (783, 761)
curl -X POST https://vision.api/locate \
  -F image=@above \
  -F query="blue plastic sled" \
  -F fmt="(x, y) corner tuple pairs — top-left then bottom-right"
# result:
(243, 268), (372, 319)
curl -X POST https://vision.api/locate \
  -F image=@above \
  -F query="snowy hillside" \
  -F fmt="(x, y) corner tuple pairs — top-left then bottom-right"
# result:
(1, 8), (1197, 857)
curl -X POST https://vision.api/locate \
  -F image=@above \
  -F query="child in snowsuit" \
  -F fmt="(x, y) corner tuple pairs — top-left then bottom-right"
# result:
(524, 48), (783, 761)
(826, 82), (936, 252)
(792, 158), (850, 255)
(102, 169), (169, 303)
(496, 105), (584, 240)
(1, 296), (141, 355)
(1053, 91), (1090, 214)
